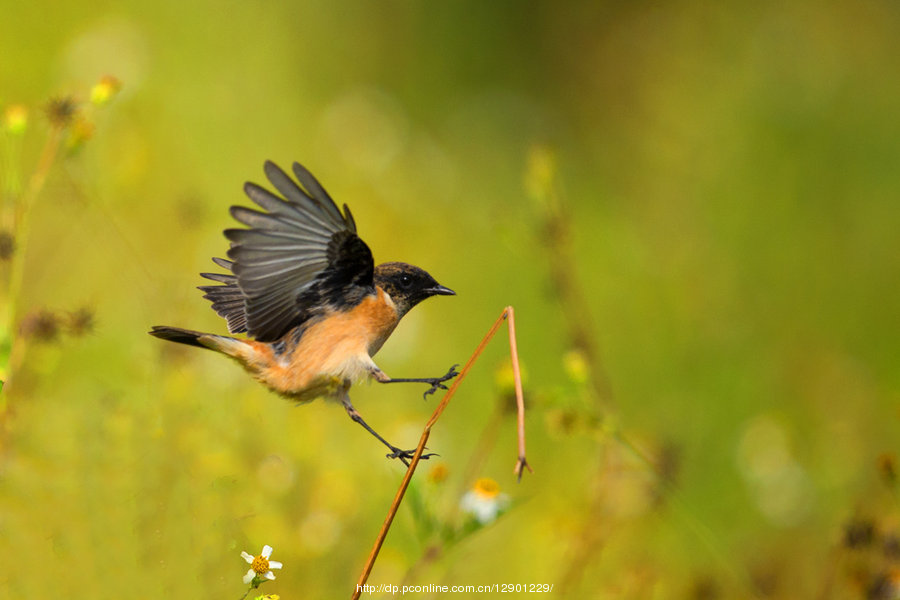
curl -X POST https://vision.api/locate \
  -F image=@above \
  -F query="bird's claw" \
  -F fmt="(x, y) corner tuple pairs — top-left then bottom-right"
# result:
(386, 447), (438, 466)
(422, 364), (460, 400)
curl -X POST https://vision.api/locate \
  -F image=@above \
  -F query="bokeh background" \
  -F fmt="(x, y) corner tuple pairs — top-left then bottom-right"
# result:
(2, 1), (900, 598)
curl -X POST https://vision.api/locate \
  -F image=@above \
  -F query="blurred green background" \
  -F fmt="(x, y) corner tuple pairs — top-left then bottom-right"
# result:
(2, 1), (900, 598)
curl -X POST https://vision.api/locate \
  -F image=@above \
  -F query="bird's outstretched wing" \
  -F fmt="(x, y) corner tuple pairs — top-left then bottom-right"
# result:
(199, 161), (374, 342)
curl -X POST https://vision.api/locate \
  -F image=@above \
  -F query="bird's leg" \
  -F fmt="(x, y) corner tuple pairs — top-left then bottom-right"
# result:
(372, 364), (461, 400)
(341, 396), (436, 465)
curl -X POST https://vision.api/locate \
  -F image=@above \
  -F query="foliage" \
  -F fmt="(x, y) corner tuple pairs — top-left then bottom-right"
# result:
(1, 1), (900, 598)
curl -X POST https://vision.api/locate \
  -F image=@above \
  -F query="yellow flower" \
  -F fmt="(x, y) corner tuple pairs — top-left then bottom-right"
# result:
(90, 75), (122, 106)
(428, 463), (449, 484)
(3, 104), (28, 135)
(460, 477), (510, 524)
(241, 545), (283, 584)
(562, 349), (589, 384)
(66, 117), (95, 152)
(494, 360), (527, 396)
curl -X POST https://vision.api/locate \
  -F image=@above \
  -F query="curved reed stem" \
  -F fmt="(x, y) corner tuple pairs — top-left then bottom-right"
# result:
(351, 306), (530, 599)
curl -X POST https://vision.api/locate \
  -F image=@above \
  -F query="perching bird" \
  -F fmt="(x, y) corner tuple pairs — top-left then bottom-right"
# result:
(150, 161), (458, 463)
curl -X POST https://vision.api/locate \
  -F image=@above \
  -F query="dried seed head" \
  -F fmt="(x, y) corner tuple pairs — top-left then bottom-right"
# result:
(45, 96), (78, 128)
(844, 517), (876, 549)
(878, 453), (897, 487)
(20, 310), (61, 342)
(66, 307), (95, 337)
(0, 231), (15, 260)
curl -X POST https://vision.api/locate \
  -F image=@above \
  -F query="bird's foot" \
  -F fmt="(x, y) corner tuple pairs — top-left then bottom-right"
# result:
(421, 364), (460, 400)
(386, 446), (438, 466)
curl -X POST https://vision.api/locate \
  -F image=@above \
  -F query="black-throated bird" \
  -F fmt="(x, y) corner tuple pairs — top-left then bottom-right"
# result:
(150, 161), (458, 463)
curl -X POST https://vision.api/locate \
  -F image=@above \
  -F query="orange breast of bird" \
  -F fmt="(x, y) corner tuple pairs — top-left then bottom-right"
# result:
(237, 288), (400, 402)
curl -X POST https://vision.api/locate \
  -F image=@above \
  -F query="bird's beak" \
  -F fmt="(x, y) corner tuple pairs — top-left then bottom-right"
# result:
(427, 284), (456, 296)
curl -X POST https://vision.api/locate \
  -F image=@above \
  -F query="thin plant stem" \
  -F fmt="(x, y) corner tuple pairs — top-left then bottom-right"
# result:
(351, 306), (529, 599)
(538, 172), (613, 411)
(0, 124), (64, 407)
(506, 307), (529, 480)
(1, 132), (23, 211)
(532, 154), (760, 598)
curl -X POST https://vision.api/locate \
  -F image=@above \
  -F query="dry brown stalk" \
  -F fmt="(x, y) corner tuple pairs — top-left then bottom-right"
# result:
(351, 306), (530, 599)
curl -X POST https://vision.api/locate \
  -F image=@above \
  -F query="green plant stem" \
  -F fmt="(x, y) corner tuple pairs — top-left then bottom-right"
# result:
(1, 132), (24, 211)
(0, 124), (63, 398)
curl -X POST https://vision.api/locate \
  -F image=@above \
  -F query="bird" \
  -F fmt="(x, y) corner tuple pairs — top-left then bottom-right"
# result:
(150, 160), (458, 464)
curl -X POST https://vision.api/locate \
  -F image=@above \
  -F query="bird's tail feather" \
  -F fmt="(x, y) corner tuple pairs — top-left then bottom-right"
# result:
(149, 326), (214, 349)
(149, 326), (251, 360)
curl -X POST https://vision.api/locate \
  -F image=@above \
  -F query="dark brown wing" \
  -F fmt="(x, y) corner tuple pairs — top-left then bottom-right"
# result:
(199, 257), (248, 333)
(199, 161), (374, 342)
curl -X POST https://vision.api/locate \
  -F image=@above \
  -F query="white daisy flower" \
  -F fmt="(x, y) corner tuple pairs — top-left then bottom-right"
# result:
(460, 477), (510, 525)
(241, 544), (283, 584)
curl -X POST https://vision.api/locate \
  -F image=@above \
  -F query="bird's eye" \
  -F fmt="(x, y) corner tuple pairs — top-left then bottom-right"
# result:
(399, 274), (413, 288)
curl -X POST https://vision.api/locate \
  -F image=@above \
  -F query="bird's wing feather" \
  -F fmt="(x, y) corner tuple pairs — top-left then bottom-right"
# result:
(200, 161), (374, 341)
(199, 258), (248, 334)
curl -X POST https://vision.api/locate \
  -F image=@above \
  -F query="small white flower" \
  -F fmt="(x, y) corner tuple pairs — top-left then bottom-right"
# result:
(241, 544), (283, 584)
(460, 477), (510, 525)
